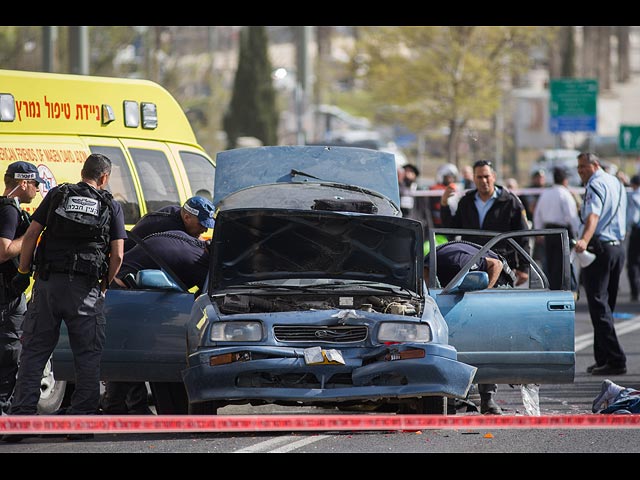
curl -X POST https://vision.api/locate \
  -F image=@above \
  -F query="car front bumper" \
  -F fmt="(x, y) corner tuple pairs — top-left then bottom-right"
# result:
(182, 343), (477, 406)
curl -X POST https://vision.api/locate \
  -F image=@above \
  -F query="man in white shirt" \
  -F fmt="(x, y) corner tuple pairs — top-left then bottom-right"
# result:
(533, 167), (580, 290)
(626, 175), (640, 301)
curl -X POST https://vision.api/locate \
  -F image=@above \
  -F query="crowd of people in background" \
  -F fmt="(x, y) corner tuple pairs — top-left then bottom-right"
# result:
(398, 151), (640, 413)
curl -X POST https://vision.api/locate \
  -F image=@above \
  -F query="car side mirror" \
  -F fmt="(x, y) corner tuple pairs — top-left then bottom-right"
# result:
(450, 271), (490, 293)
(135, 269), (183, 292)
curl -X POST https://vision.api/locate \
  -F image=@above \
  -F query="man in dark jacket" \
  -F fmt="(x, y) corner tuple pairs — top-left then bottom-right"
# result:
(439, 159), (531, 415)
(440, 160), (531, 285)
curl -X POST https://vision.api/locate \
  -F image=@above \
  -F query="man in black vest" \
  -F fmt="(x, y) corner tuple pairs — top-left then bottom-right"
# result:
(3, 154), (126, 443)
(0, 161), (43, 415)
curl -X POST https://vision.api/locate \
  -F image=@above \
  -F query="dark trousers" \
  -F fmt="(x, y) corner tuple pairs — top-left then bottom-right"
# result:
(10, 274), (105, 415)
(0, 295), (27, 413)
(627, 227), (640, 299)
(582, 243), (626, 368)
(101, 381), (149, 414)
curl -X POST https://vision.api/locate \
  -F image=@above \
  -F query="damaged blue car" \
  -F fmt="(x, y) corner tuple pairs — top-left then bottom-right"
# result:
(181, 146), (574, 414)
(51, 145), (575, 415)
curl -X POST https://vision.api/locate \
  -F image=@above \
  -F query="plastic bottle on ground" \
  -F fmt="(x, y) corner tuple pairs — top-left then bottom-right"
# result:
(520, 384), (541, 416)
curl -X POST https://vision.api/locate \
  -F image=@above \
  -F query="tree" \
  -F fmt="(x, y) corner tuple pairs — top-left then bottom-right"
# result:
(354, 26), (551, 165)
(223, 26), (279, 149)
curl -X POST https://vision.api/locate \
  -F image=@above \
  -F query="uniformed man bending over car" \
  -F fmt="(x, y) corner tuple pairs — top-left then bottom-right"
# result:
(424, 240), (516, 415)
(101, 198), (213, 416)
(2, 153), (126, 443)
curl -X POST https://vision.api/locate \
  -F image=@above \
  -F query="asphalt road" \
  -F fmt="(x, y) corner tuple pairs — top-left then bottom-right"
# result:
(3, 264), (640, 455)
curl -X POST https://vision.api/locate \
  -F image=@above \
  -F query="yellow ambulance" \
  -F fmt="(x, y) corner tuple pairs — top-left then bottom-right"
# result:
(0, 69), (216, 229)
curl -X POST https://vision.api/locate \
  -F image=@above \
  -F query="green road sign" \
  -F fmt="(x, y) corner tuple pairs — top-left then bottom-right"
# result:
(619, 125), (640, 153)
(549, 79), (598, 133)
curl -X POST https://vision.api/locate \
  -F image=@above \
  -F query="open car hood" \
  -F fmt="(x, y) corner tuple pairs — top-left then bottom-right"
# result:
(210, 209), (424, 294)
(213, 145), (401, 209)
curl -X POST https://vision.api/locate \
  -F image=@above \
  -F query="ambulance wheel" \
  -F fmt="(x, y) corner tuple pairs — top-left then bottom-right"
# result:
(37, 357), (73, 414)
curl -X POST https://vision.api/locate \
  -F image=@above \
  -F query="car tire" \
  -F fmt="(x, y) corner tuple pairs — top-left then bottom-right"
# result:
(149, 382), (189, 414)
(188, 401), (219, 415)
(399, 396), (447, 415)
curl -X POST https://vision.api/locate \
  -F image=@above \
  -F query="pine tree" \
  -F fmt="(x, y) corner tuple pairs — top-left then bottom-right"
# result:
(223, 26), (279, 149)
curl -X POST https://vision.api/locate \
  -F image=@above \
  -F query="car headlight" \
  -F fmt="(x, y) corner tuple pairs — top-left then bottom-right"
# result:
(378, 322), (431, 343)
(210, 321), (263, 342)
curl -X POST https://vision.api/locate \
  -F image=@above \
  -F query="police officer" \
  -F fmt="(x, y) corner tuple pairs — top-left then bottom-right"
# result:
(116, 230), (210, 291)
(0, 161), (43, 414)
(101, 196), (214, 415)
(2, 153), (126, 443)
(123, 195), (215, 252)
(574, 152), (627, 376)
(424, 240), (516, 290)
(440, 159), (531, 415)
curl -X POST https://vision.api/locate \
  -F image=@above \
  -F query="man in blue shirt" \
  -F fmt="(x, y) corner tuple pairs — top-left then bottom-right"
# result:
(574, 152), (627, 376)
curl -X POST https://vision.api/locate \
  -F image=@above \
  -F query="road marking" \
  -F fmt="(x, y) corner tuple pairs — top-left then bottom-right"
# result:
(575, 314), (640, 352)
(234, 435), (330, 453)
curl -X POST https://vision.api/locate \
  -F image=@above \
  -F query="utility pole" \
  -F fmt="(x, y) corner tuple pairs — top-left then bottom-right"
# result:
(295, 26), (313, 145)
(42, 26), (57, 72)
(68, 26), (89, 75)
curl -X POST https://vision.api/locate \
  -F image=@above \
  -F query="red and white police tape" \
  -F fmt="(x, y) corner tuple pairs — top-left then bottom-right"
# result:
(2, 414), (640, 435)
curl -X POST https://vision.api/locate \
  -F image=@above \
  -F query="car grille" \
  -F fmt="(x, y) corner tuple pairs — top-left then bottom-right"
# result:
(273, 325), (368, 343)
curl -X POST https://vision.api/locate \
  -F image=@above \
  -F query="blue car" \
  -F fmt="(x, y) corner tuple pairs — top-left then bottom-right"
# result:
(51, 146), (575, 415)
(180, 146), (575, 414)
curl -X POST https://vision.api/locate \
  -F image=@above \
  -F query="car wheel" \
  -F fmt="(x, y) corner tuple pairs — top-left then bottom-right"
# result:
(149, 382), (189, 414)
(188, 401), (219, 415)
(37, 358), (73, 414)
(399, 396), (447, 415)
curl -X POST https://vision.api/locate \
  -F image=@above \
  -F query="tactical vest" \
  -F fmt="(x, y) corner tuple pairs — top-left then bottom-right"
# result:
(35, 183), (114, 279)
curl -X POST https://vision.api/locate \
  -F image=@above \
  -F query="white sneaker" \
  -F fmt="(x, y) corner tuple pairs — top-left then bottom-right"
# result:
(592, 379), (624, 413)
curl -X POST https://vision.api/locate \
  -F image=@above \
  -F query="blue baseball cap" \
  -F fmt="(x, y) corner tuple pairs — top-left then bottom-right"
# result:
(183, 196), (215, 229)
(5, 161), (45, 184)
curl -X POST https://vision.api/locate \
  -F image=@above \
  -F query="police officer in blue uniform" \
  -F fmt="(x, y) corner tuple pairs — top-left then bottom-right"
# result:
(123, 196), (215, 252)
(424, 240), (516, 290)
(100, 196), (214, 416)
(116, 230), (210, 291)
(0, 161), (43, 414)
(2, 154), (126, 443)
(574, 152), (627, 376)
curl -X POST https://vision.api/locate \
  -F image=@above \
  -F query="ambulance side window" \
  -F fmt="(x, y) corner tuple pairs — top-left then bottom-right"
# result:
(129, 148), (180, 213)
(180, 151), (215, 201)
(89, 145), (141, 225)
